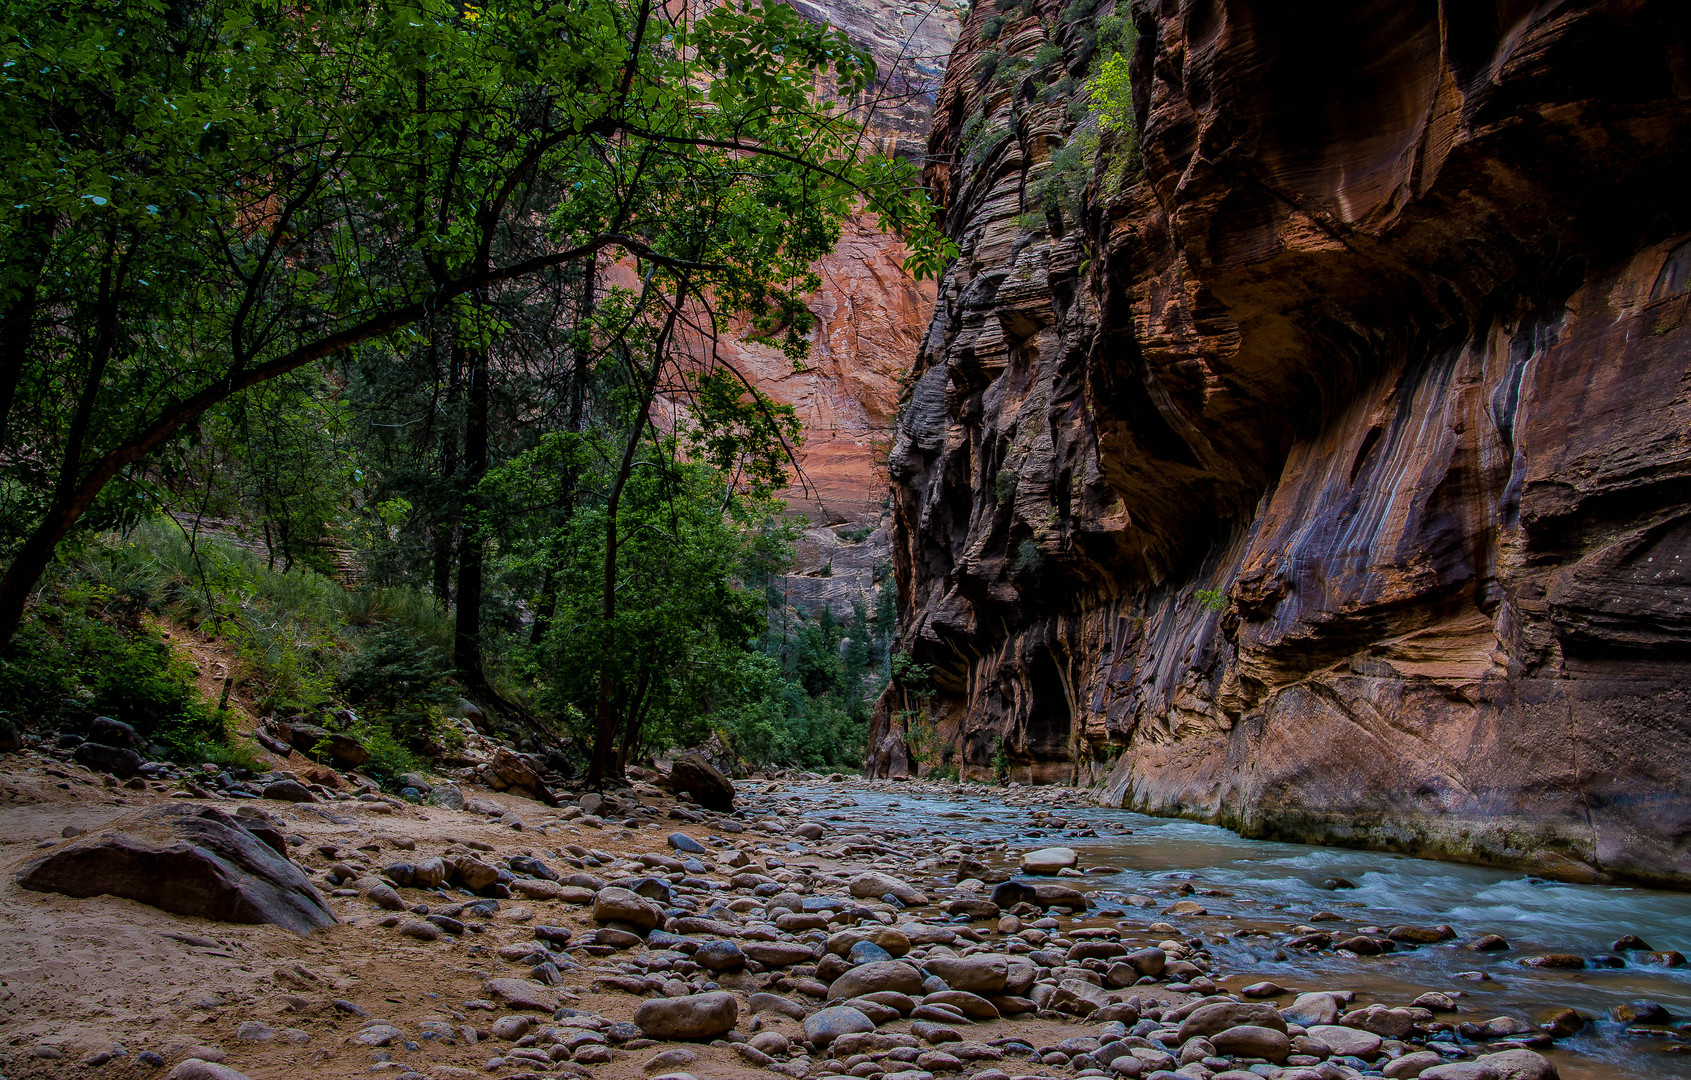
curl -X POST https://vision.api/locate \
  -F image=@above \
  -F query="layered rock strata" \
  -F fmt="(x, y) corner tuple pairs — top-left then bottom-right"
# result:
(872, 0), (1691, 886)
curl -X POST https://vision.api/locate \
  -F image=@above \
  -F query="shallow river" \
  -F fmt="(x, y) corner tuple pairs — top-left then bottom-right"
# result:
(781, 782), (1691, 1080)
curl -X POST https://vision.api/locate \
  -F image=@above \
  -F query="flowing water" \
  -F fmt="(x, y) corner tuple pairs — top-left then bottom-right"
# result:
(776, 782), (1691, 1079)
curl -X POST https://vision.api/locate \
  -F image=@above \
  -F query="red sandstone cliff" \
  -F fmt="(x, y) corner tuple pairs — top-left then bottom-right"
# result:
(872, 0), (1691, 887)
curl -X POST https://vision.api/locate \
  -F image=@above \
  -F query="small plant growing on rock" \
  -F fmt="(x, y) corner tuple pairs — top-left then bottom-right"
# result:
(1014, 538), (1044, 573)
(1195, 587), (1229, 612)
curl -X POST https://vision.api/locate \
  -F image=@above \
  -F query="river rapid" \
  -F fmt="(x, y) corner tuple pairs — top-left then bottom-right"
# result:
(770, 779), (1691, 1080)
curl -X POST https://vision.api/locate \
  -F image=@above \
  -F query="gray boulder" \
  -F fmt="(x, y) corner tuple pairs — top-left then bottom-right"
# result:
(17, 804), (335, 935)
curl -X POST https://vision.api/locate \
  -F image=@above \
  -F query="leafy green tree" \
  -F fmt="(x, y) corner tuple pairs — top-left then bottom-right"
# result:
(0, 0), (953, 654)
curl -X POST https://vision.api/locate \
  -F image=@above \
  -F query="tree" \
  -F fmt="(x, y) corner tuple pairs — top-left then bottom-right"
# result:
(0, 0), (953, 652)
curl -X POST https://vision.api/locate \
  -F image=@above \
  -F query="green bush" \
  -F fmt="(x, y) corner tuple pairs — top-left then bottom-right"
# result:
(0, 576), (225, 756)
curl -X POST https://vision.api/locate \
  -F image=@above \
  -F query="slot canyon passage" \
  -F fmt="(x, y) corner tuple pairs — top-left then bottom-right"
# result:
(4, 2), (1691, 1080)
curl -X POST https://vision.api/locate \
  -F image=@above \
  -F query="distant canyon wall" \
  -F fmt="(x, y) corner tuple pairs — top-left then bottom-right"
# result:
(870, 0), (1691, 887)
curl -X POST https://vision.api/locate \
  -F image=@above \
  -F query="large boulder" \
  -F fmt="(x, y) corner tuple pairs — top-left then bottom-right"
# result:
(669, 754), (735, 811)
(88, 716), (139, 748)
(73, 742), (144, 778)
(16, 804), (336, 935)
(272, 721), (368, 768)
(491, 748), (559, 806)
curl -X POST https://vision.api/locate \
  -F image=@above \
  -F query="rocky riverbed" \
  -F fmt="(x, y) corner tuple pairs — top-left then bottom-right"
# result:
(2, 751), (1685, 1080)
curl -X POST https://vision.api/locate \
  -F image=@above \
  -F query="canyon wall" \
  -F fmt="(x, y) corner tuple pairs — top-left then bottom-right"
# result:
(871, 0), (1691, 887)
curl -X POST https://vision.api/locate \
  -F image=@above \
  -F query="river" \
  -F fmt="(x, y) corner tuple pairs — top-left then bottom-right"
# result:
(771, 780), (1691, 1079)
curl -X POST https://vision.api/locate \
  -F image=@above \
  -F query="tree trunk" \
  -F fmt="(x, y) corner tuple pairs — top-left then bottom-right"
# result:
(586, 280), (687, 788)
(529, 258), (596, 648)
(0, 210), (55, 451)
(454, 346), (489, 679)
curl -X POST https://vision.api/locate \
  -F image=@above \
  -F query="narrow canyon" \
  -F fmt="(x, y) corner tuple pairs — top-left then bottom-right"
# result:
(865, 0), (1691, 891)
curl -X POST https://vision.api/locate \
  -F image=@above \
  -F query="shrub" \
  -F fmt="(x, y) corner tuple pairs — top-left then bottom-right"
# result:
(1195, 587), (1229, 612)
(994, 463), (1020, 503)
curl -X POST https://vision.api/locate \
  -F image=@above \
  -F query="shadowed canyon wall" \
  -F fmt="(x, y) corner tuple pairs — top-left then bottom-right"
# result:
(869, 0), (1691, 886)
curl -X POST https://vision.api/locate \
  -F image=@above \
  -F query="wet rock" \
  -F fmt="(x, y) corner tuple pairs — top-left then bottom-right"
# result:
(804, 1006), (876, 1048)
(1477, 1048), (1560, 1080)
(73, 742), (144, 778)
(1124, 946), (1166, 978)
(670, 755), (734, 811)
(1385, 1051), (1446, 1078)
(634, 990), (738, 1040)
(1612, 1001), (1671, 1024)
(1639, 950), (1687, 967)
(1466, 934), (1510, 952)
(1419, 1064), (1499, 1080)
(1519, 954), (1584, 969)
(1612, 934), (1652, 952)
(1540, 1008), (1584, 1036)
(828, 960), (925, 1000)
(1211, 1024), (1290, 1063)
(1020, 846), (1077, 875)
(1412, 992), (1459, 1012)
(1242, 981), (1288, 998)
(955, 856), (1012, 884)
(17, 804), (335, 935)
(1389, 924), (1457, 944)
(1306, 1024), (1382, 1060)
(943, 898), (1001, 919)
(1459, 1016), (1537, 1040)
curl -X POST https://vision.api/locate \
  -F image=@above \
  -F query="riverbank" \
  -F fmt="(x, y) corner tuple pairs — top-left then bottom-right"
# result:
(2, 752), (1685, 1080)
